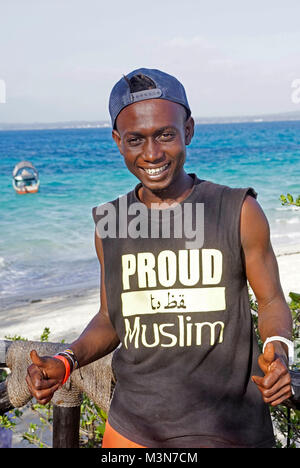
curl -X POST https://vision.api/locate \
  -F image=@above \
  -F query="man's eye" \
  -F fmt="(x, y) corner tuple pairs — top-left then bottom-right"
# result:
(127, 137), (142, 146)
(160, 132), (175, 141)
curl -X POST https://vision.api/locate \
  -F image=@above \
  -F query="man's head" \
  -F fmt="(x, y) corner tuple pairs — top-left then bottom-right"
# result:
(109, 68), (194, 194)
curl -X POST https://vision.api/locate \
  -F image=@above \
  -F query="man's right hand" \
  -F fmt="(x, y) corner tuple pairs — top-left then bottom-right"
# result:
(26, 350), (66, 405)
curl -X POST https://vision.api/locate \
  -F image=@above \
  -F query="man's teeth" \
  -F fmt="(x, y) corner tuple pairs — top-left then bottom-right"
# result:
(144, 164), (169, 175)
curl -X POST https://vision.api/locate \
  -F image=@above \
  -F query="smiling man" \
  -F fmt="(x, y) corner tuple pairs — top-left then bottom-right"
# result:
(26, 68), (293, 448)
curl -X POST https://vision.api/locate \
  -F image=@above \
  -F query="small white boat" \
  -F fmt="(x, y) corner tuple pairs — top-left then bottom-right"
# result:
(12, 161), (40, 194)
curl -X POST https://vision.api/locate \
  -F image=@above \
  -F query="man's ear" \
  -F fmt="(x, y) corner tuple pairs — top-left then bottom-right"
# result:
(112, 129), (123, 154)
(184, 117), (194, 145)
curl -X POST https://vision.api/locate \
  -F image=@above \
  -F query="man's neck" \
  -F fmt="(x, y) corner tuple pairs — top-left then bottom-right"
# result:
(137, 171), (194, 208)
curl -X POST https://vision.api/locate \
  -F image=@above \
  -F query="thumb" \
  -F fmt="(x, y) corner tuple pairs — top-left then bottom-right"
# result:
(30, 349), (46, 368)
(263, 342), (275, 366)
(258, 342), (275, 375)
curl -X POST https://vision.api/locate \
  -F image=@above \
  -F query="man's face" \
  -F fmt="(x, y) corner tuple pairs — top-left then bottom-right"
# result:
(112, 99), (194, 193)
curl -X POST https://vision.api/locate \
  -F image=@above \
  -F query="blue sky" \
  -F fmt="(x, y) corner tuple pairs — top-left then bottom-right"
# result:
(0, 0), (300, 122)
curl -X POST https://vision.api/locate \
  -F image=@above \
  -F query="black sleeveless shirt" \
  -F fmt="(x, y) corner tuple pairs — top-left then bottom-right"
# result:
(92, 174), (275, 448)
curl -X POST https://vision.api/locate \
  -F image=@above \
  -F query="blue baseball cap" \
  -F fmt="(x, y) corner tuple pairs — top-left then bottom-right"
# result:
(109, 68), (191, 128)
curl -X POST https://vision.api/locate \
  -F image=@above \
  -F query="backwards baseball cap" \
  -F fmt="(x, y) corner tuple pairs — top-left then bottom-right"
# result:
(109, 68), (191, 128)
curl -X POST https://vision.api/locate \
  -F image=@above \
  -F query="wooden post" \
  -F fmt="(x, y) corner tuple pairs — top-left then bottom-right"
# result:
(0, 381), (13, 416)
(52, 405), (81, 448)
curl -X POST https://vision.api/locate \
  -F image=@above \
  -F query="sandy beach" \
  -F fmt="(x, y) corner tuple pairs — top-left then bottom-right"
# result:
(275, 247), (300, 303)
(0, 287), (100, 343)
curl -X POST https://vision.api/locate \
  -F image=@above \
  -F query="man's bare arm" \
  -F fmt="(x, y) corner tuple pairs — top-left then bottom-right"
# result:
(241, 195), (292, 351)
(69, 229), (120, 367)
(241, 195), (293, 405)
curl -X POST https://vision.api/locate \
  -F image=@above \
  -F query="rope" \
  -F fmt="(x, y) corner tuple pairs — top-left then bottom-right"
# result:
(4, 340), (113, 413)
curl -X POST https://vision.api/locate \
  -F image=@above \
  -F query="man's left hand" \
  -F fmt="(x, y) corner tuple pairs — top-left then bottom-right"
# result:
(252, 342), (292, 406)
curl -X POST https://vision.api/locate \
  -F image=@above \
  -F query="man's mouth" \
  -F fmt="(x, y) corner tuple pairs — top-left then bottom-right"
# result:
(142, 163), (170, 177)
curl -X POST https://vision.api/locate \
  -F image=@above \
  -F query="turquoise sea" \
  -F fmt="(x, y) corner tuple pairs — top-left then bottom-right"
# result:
(0, 121), (300, 310)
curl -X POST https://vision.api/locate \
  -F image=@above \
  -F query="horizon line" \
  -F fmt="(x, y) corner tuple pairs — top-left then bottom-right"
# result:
(1, 109), (300, 130)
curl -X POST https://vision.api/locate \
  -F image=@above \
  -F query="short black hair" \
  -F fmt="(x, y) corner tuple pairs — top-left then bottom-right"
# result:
(123, 73), (157, 93)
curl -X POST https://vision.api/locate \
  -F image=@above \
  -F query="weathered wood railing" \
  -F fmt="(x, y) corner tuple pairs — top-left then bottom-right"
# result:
(0, 339), (114, 448)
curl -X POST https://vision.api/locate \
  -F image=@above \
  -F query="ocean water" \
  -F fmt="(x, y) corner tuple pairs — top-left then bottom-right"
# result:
(0, 121), (299, 310)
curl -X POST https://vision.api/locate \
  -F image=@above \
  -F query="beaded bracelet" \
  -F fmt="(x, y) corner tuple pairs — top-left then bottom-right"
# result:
(61, 348), (80, 370)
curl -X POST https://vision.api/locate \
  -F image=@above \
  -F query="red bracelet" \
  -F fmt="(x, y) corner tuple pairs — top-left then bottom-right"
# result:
(53, 354), (71, 385)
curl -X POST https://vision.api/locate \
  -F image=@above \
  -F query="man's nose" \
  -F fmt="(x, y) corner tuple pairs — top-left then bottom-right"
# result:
(142, 138), (164, 163)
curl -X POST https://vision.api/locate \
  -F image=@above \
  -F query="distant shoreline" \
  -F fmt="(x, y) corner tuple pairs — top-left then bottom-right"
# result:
(1, 113), (300, 131)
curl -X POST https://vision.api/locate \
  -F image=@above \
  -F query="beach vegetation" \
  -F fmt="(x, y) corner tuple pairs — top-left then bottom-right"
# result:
(280, 193), (300, 207)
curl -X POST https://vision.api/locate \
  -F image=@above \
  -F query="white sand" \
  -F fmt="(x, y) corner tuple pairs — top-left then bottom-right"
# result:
(272, 243), (300, 301)
(0, 288), (100, 343)
(276, 252), (300, 301)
